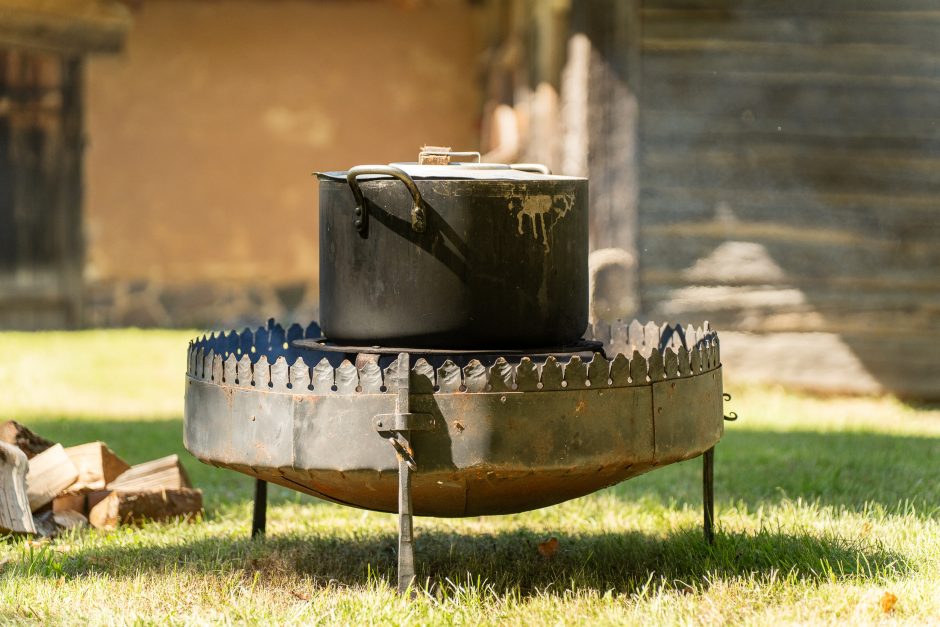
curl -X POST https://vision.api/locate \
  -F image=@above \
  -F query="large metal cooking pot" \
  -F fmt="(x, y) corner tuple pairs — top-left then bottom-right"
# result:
(317, 149), (588, 348)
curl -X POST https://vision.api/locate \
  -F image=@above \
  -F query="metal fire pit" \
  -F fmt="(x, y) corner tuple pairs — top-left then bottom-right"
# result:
(184, 319), (727, 591)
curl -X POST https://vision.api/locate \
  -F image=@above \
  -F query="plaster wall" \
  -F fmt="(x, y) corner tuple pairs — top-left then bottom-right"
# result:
(84, 0), (481, 306)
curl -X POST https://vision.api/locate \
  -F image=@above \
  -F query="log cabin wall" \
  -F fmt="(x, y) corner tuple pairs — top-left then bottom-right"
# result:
(635, 1), (940, 398)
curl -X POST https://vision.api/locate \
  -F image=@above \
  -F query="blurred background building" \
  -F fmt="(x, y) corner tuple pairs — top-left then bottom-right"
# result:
(1, 0), (938, 398)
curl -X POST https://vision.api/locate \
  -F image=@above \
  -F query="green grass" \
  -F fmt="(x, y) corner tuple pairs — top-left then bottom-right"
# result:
(1, 329), (938, 625)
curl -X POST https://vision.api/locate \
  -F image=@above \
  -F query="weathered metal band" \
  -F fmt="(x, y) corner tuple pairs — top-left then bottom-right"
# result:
(185, 319), (721, 395)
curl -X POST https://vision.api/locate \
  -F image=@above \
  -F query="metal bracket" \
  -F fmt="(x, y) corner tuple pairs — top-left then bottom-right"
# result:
(373, 413), (437, 432)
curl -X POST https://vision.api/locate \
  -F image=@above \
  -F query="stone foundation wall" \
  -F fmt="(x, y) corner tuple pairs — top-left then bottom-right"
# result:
(83, 280), (318, 330)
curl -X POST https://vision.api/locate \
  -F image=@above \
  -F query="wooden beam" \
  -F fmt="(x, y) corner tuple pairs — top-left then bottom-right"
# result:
(0, 0), (129, 55)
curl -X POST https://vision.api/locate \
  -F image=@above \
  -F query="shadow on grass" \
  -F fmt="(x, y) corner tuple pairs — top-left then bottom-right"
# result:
(614, 428), (940, 515)
(21, 415), (940, 514)
(42, 525), (907, 596)
(12, 417), (926, 595)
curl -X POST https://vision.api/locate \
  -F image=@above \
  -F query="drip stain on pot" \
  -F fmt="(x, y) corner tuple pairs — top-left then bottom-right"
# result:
(512, 192), (575, 252)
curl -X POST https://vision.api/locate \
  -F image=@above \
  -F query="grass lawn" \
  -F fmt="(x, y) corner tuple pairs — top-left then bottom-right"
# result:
(1, 329), (938, 625)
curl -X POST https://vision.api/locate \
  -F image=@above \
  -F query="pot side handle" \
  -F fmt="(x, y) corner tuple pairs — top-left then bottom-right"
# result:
(346, 165), (426, 236)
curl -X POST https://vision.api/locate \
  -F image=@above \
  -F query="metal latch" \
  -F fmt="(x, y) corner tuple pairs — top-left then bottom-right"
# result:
(373, 413), (437, 432)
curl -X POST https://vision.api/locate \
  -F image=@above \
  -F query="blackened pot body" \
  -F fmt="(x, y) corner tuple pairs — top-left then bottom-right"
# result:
(318, 174), (588, 348)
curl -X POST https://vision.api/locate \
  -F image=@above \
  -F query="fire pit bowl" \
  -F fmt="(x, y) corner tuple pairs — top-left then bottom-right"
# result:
(184, 318), (726, 591)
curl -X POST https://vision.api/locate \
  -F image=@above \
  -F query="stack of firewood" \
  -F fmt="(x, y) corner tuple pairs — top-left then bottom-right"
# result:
(0, 421), (202, 536)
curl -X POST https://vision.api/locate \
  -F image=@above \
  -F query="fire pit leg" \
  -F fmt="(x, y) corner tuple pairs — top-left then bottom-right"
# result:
(252, 478), (267, 538)
(703, 447), (715, 544)
(397, 446), (416, 594)
(372, 353), (426, 594)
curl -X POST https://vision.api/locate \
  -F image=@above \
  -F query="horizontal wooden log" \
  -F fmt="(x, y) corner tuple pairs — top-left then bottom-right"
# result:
(641, 222), (940, 265)
(640, 200), (940, 239)
(642, 111), (940, 148)
(716, 330), (940, 400)
(642, 67), (940, 101)
(640, 186), (940, 226)
(0, 0), (130, 54)
(638, 234), (940, 283)
(88, 489), (203, 530)
(642, 12), (940, 49)
(643, 269), (940, 294)
(641, 284), (940, 333)
(107, 454), (192, 492)
(642, 302), (940, 341)
(640, 146), (940, 195)
(640, 43), (940, 82)
(643, 1), (940, 16)
(642, 281), (940, 308)
(641, 75), (940, 123)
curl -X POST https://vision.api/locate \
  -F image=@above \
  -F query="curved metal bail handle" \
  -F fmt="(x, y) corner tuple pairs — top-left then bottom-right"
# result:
(347, 165), (426, 235)
(510, 163), (551, 175)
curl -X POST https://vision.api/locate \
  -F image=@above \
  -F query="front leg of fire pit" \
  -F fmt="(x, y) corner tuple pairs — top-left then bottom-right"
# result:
(395, 434), (416, 593)
(252, 478), (267, 538)
(703, 447), (714, 544)
(372, 352), (438, 594)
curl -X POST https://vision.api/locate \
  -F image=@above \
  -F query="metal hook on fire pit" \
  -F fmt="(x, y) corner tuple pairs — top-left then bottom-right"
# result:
(722, 392), (738, 421)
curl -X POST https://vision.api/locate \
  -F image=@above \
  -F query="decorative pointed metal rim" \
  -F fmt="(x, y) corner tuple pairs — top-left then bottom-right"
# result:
(186, 319), (720, 395)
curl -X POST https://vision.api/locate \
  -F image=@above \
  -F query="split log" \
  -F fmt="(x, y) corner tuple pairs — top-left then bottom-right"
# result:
(53, 492), (87, 515)
(0, 441), (36, 534)
(107, 454), (191, 492)
(88, 489), (203, 530)
(26, 444), (79, 512)
(63, 442), (130, 492)
(0, 421), (54, 459)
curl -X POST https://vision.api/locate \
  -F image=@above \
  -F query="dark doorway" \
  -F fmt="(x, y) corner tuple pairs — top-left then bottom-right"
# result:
(0, 49), (83, 328)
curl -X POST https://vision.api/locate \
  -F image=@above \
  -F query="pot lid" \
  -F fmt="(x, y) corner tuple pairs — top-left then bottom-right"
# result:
(317, 147), (585, 181)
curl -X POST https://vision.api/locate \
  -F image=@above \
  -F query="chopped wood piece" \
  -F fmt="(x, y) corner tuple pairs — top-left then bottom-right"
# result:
(106, 454), (191, 492)
(0, 441), (36, 535)
(88, 489), (203, 530)
(53, 493), (87, 516)
(26, 444), (79, 512)
(63, 442), (130, 492)
(418, 145), (452, 165)
(0, 421), (54, 459)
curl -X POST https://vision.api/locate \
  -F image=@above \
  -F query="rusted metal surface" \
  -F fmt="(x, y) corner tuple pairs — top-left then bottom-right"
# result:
(184, 319), (724, 518)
